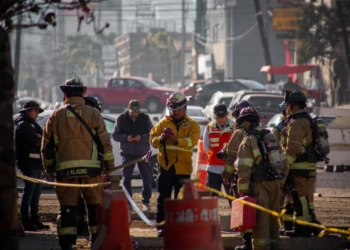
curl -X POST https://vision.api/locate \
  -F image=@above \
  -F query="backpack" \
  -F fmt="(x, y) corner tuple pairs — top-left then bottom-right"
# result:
(292, 113), (330, 164)
(247, 129), (284, 181)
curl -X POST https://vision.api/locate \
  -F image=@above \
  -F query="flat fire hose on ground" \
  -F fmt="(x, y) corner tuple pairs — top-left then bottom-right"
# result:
(107, 150), (152, 175)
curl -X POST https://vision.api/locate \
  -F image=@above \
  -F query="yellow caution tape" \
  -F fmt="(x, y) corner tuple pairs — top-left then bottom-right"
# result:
(16, 173), (110, 188)
(195, 181), (350, 238)
(17, 172), (350, 236)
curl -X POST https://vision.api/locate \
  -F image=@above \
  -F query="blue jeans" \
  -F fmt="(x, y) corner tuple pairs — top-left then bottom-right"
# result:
(122, 154), (152, 205)
(20, 169), (43, 218)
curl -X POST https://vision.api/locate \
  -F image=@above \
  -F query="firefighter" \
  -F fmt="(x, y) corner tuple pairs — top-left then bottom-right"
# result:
(76, 95), (103, 236)
(150, 92), (200, 237)
(235, 107), (288, 250)
(41, 78), (115, 250)
(271, 101), (291, 235)
(221, 100), (254, 250)
(281, 89), (316, 238)
(203, 103), (235, 205)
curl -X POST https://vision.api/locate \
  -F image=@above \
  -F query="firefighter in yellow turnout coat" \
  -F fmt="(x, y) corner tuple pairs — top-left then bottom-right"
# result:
(150, 92), (200, 237)
(235, 107), (288, 250)
(41, 78), (114, 250)
(281, 89), (318, 238)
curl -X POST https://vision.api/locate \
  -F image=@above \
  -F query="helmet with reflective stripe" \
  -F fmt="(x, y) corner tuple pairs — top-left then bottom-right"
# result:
(60, 78), (87, 95)
(285, 89), (306, 103)
(231, 100), (252, 117)
(166, 92), (187, 111)
(236, 107), (261, 123)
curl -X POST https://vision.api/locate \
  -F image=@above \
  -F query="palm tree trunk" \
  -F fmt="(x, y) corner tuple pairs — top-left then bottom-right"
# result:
(0, 27), (19, 249)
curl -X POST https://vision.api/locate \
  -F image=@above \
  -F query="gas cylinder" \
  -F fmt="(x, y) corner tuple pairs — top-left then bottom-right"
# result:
(262, 133), (283, 174)
(315, 118), (330, 156)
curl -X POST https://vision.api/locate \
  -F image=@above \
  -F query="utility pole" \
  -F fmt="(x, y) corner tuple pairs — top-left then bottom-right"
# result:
(97, 4), (102, 86)
(194, 0), (206, 80)
(14, 14), (22, 95)
(225, 0), (231, 79)
(181, 0), (186, 87)
(253, 0), (275, 83)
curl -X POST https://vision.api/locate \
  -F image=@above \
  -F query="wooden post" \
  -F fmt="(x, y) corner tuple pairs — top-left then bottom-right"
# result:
(109, 175), (121, 190)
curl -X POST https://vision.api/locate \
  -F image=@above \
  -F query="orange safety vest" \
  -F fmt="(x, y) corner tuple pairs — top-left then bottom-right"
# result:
(207, 121), (233, 166)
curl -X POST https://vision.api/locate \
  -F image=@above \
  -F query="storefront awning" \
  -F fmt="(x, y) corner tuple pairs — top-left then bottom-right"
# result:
(260, 65), (315, 74)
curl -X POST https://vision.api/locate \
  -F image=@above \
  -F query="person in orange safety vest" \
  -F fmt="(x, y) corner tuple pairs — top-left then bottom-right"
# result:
(203, 104), (235, 206)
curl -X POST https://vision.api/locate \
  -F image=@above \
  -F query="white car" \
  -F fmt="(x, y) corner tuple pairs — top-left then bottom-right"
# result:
(33, 110), (158, 187)
(204, 91), (235, 121)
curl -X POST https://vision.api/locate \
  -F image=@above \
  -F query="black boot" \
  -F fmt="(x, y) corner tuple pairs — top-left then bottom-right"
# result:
(60, 244), (72, 250)
(284, 225), (311, 238)
(31, 215), (50, 230)
(235, 232), (252, 250)
(88, 234), (97, 248)
(21, 217), (38, 231)
(310, 209), (322, 236)
(279, 220), (293, 236)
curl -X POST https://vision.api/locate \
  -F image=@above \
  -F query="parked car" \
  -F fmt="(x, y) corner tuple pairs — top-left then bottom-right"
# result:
(181, 79), (209, 99)
(23, 110), (159, 187)
(240, 94), (284, 125)
(204, 91), (234, 121)
(195, 79), (264, 108)
(154, 105), (210, 139)
(84, 76), (177, 113)
(228, 90), (281, 111)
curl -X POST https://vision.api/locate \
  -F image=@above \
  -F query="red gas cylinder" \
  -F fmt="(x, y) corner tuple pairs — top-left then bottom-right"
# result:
(230, 196), (256, 232)
(163, 182), (223, 250)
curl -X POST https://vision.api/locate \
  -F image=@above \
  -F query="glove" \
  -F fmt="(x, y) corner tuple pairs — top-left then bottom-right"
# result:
(216, 149), (227, 160)
(163, 127), (174, 136)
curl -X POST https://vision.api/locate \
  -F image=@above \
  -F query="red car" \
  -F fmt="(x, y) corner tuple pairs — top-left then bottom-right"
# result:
(85, 76), (177, 113)
(181, 80), (209, 99)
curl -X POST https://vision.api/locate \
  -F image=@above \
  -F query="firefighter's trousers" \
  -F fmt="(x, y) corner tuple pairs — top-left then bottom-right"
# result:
(285, 174), (314, 225)
(251, 180), (281, 250)
(55, 176), (103, 247)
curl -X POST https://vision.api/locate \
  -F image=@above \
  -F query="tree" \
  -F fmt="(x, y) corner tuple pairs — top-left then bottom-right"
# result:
(144, 30), (178, 83)
(296, 1), (350, 64)
(62, 34), (102, 85)
(0, 1), (108, 249)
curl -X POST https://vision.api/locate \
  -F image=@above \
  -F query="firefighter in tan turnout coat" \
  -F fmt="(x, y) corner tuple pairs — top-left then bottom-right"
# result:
(235, 107), (288, 250)
(41, 78), (114, 250)
(280, 89), (319, 238)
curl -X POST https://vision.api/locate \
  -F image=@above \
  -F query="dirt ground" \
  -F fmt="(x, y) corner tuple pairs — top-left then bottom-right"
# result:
(16, 189), (350, 250)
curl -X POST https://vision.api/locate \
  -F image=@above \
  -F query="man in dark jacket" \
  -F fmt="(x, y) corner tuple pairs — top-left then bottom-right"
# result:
(14, 100), (50, 231)
(112, 100), (153, 212)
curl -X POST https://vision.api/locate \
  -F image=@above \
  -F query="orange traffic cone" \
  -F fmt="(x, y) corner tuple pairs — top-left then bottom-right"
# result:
(163, 182), (223, 250)
(93, 190), (133, 250)
(195, 138), (208, 191)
